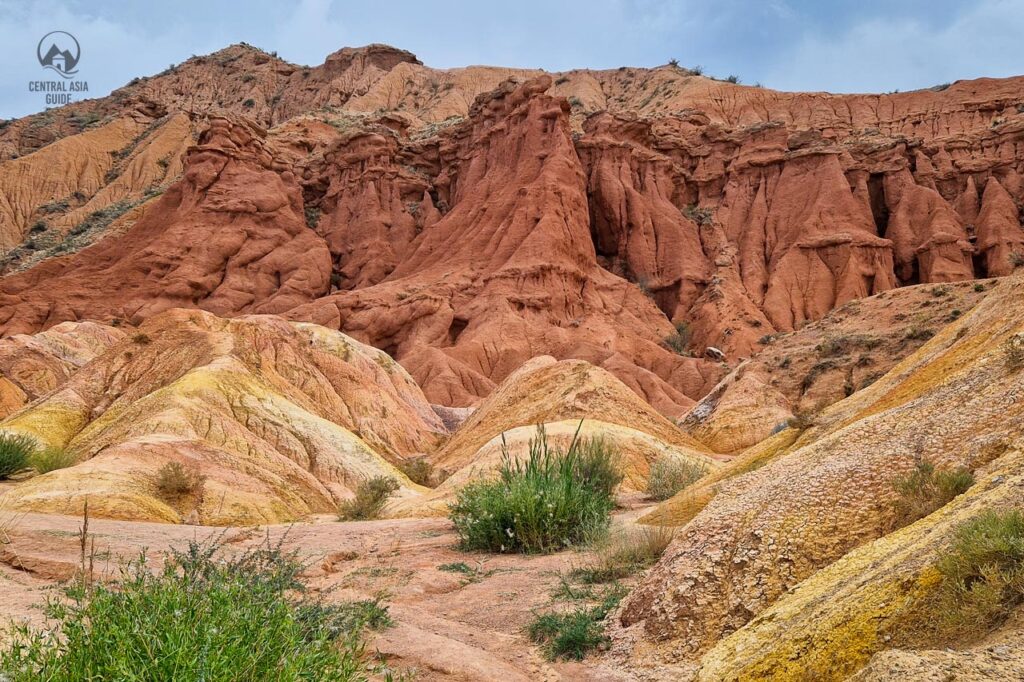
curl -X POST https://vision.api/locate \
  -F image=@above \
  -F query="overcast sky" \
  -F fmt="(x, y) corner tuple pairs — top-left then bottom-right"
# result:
(2, 0), (1024, 119)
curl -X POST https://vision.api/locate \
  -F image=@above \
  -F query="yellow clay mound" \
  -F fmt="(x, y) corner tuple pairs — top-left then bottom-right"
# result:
(0, 308), (445, 524)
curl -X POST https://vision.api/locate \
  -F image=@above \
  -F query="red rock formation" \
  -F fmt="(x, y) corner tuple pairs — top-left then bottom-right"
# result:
(288, 77), (720, 414)
(2, 44), (1024, 414)
(976, 177), (1024, 275)
(0, 117), (330, 335)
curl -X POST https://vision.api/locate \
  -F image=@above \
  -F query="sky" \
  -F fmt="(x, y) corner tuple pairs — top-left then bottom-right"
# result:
(2, 0), (1024, 119)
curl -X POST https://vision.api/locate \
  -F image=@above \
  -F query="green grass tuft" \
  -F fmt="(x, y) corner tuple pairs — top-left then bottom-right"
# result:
(528, 585), (625, 660)
(0, 536), (386, 680)
(905, 509), (1024, 646)
(0, 433), (37, 479)
(29, 447), (77, 474)
(448, 424), (621, 554)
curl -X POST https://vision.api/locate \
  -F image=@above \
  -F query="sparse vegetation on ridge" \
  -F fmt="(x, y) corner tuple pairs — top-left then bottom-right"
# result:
(902, 509), (1024, 646)
(888, 460), (974, 531)
(449, 424), (621, 554)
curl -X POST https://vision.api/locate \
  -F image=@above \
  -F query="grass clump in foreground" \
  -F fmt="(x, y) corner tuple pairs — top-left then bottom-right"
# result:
(569, 526), (674, 584)
(889, 460), (974, 530)
(528, 585), (625, 661)
(907, 509), (1024, 645)
(0, 433), (37, 479)
(0, 536), (392, 681)
(646, 457), (708, 501)
(337, 476), (399, 521)
(449, 424), (621, 553)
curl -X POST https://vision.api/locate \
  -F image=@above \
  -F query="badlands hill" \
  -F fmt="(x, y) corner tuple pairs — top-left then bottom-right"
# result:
(2, 43), (1024, 416)
(0, 43), (1023, 680)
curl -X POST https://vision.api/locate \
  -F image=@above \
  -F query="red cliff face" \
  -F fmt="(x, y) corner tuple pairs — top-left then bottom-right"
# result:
(289, 77), (720, 414)
(1, 45), (1023, 416)
(0, 118), (331, 335)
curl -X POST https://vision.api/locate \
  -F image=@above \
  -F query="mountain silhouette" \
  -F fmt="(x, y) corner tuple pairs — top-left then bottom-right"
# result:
(40, 43), (78, 71)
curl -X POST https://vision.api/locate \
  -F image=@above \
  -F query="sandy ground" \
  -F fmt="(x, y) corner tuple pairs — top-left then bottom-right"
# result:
(0, 502), (655, 681)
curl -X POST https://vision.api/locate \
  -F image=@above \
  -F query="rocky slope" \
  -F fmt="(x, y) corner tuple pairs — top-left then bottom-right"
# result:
(610, 272), (1024, 679)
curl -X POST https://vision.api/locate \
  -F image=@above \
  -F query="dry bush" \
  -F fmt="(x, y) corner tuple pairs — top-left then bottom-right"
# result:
(889, 460), (974, 531)
(569, 526), (675, 584)
(155, 462), (205, 499)
(337, 476), (399, 521)
(646, 457), (708, 501)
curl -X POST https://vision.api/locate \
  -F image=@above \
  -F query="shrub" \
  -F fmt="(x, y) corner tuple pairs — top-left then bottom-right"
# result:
(337, 476), (399, 521)
(907, 510), (1024, 645)
(397, 457), (434, 486)
(243, 98), (256, 108)
(663, 321), (691, 355)
(889, 460), (974, 530)
(0, 537), (383, 680)
(646, 457), (707, 501)
(725, 75), (740, 84)
(132, 332), (151, 344)
(786, 410), (817, 430)
(1004, 333), (1024, 371)
(683, 204), (713, 226)
(904, 326), (935, 342)
(304, 205), (321, 229)
(0, 434), (36, 478)
(449, 425), (621, 553)
(1010, 252), (1024, 269)
(528, 587), (623, 660)
(154, 461), (205, 499)
(30, 447), (77, 474)
(570, 526), (674, 583)
(974, 282), (986, 293)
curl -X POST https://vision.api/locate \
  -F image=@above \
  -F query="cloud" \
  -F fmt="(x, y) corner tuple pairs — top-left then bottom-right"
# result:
(0, 0), (1022, 118)
(763, 0), (1024, 93)
(273, 0), (347, 66)
(0, 0), (228, 118)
